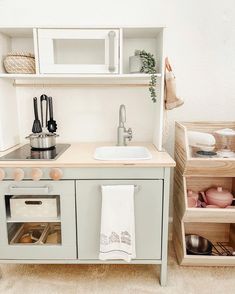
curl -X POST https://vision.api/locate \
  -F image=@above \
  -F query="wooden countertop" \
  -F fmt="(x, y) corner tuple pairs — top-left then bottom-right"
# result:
(0, 143), (175, 168)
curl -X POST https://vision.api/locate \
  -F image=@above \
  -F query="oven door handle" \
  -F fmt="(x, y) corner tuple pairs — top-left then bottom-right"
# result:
(8, 186), (50, 195)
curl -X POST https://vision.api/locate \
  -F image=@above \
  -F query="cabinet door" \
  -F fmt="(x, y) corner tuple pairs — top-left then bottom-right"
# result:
(76, 179), (163, 260)
(38, 29), (119, 74)
(0, 181), (76, 260)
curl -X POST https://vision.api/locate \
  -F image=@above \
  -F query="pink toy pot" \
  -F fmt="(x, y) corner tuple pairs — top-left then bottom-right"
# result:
(200, 187), (235, 208)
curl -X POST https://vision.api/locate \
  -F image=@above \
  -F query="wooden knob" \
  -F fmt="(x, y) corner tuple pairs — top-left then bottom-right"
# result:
(0, 168), (5, 181)
(13, 168), (24, 181)
(49, 168), (63, 181)
(31, 168), (43, 181)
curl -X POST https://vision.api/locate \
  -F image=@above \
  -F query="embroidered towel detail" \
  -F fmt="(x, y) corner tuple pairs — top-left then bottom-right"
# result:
(99, 185), (136, 262)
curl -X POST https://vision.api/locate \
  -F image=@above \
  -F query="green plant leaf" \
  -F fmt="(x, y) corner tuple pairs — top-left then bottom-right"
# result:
(137, 50), (157, 103)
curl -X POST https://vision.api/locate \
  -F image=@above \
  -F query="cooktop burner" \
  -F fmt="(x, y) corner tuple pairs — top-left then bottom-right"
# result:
(0, 144), (70, 161)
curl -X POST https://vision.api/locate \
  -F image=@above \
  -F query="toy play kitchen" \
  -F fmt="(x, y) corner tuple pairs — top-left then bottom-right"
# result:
(0, 25), (176, 286)
(0, 128), (174, 286)
(0, 143), (174, 287)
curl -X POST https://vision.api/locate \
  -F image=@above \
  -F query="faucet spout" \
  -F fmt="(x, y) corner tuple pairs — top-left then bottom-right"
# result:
(119, 104), (126, 127)
(117, 104), (133, 146)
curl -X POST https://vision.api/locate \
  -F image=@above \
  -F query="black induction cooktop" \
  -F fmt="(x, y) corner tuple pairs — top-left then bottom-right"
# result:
(0, 144), (70, 161)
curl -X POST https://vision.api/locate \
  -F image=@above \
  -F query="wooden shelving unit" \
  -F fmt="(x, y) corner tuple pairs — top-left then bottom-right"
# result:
(173, 121), (235, 266)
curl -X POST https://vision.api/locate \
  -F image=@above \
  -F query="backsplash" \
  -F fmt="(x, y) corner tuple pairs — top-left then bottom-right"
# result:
(16, 86), (155, 143)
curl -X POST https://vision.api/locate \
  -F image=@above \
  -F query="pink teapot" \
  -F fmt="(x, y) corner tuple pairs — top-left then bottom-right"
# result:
(200, 187), (235, 208)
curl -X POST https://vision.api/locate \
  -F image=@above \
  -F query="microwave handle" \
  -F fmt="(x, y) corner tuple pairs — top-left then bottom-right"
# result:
(108, 31), (116, 72)
(8, 186), (50, 195)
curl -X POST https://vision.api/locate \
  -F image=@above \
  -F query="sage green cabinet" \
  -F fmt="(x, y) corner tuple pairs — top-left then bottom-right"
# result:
(76, 179), (163, 260)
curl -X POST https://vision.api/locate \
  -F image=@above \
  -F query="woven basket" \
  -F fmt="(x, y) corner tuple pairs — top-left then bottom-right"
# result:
(3, 52), (36, 74)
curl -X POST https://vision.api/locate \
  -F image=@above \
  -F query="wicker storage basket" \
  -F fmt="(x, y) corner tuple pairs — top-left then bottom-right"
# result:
(3, 52), (36, 74)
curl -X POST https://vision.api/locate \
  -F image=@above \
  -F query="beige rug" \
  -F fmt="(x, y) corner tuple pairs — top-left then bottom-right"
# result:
(0, 243), (234, 294)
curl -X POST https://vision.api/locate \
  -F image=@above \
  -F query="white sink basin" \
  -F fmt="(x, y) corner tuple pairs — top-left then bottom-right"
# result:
(94, 146), (152, 161)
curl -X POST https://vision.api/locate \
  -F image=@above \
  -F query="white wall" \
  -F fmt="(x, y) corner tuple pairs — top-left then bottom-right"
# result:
(0, 0), (235, 217)
(1, 0), (235, 154)
(16, 86), (155, 143)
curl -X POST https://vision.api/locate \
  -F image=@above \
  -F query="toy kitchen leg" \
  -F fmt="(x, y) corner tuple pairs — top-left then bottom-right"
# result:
(160, 168), (171, 286)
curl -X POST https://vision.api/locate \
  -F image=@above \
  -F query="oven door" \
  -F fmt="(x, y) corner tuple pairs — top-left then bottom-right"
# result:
(0, 181), (76, 260)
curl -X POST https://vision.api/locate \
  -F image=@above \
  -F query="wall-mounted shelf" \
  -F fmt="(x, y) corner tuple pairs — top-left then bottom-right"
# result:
(0, 73), (162, 79)
(0, 73), (161, 86)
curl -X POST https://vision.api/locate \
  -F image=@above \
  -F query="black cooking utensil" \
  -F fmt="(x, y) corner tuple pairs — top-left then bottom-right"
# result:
(40, 94), (49, 131)
(47, 96), (57, 133)
(32, 97), (42, 133)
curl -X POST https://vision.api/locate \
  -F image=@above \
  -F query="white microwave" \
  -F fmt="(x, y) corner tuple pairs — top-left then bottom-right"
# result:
(37, 29), (119, 74)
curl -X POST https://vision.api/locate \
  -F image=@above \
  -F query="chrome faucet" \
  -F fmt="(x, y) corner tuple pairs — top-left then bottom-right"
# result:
(117, 104), (133, 146)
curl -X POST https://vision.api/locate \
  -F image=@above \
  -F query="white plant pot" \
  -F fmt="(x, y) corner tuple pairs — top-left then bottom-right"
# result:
(129, 55), (142, 73)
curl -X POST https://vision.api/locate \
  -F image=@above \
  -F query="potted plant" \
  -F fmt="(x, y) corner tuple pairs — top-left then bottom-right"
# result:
(129, 50), (157, 103)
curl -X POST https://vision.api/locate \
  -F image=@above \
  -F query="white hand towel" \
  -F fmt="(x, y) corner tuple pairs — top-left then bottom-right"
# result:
(99, 185), (136, 262)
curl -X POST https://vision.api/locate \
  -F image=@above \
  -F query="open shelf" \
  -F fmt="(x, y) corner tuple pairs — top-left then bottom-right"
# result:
(174, 174), (235, 223)
(174, 216), (235, 266)
(122, 28), (163, 74)
(0, 73), (162, 79)
(0, 73), (162, 86)
(0, 28), (36, 75)
(175, 122), (235, 176)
